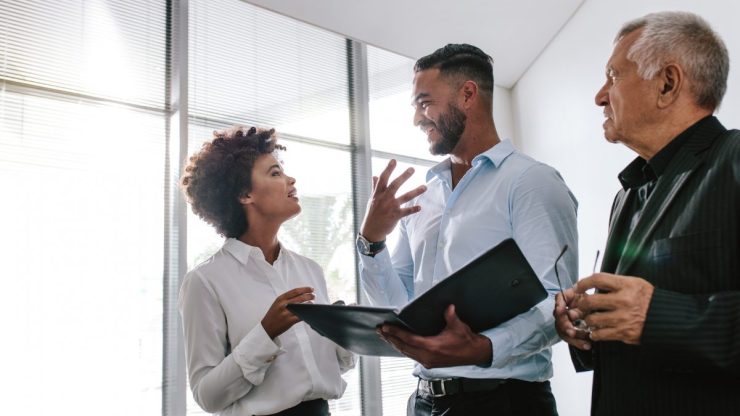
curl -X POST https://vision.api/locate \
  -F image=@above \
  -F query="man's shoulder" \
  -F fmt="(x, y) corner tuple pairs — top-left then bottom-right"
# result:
(706, 128), (740, 160)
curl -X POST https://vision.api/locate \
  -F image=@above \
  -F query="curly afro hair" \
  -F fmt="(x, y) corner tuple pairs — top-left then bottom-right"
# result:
(180, 126), (285, 238)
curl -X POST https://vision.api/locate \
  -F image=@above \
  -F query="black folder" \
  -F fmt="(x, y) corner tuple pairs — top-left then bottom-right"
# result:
(288, 238), (547, 356)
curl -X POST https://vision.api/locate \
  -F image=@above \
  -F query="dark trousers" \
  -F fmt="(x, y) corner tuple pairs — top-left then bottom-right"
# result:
(261, 399), (329, 416)
(408, 380), (558, 416)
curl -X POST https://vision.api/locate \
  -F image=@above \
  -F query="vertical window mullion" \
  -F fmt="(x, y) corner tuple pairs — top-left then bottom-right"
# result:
(347, 39), (383, 416)
(163, 0), (189, 415)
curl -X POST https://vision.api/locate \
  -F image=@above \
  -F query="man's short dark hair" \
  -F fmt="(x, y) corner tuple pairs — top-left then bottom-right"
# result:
(414, 44), (494, 97)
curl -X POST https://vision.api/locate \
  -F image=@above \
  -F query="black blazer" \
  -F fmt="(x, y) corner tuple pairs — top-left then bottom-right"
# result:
(572, 117), (740, 416)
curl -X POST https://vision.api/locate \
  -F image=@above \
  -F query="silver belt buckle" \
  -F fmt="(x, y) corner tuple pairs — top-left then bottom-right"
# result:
(430, 378), (453, 397)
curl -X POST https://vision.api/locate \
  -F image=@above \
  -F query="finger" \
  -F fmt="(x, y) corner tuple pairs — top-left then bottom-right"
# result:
(387, 167), (415, 193)
(562, 287), (579, 307)
(398, 205), (422, 217)
(372, 176), (378, 189)
(444, 304), (459, 326)
(588, 326), (621, 342)
(554, 293), (568, 313)
(376, 159), (397, 190)
(566, 307), (584, 322)
(380, 324), (427, 347)
(278, 287), (314, 300)
(575, 273), (621, 293)
(583, 311), (619, 329)
(576, 293), (618, 313)
(285, 292), (316, 304)
(396, 185), (427, 205)
(554, 313), (592, 350)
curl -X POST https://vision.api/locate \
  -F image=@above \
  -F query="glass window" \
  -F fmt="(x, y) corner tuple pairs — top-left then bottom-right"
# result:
(367, 46), (444, 162)
(187, 0), (360, 412)
(0, 89), (165, 415)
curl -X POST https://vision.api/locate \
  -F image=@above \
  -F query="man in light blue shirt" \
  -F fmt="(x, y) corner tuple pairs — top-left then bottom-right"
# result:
(357, 44), (578, 415)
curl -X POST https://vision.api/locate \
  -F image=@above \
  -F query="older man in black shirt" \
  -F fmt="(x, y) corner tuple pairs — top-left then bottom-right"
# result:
(554, 11), (740, 416)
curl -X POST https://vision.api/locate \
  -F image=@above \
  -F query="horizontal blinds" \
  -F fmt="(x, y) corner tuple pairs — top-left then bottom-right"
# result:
(0, 0), (167, 109)
(366, 45), (442, 161)
(189, 0), (350, 144)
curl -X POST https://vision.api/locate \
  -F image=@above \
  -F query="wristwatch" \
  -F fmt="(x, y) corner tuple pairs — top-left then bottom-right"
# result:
(356, 233), (386, 257)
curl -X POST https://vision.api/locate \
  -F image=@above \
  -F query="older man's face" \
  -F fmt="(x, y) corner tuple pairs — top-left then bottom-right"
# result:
(595, 29), (659, 147)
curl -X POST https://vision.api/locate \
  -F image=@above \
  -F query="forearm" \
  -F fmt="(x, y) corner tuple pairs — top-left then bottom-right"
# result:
(189, 324), (282, 412)
(359, 246), (412, 307)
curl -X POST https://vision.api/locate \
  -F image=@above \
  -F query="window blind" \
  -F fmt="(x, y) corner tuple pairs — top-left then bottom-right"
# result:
(0, 2), (167, 415)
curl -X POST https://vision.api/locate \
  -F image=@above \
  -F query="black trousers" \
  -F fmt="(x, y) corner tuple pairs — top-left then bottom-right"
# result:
(261, 399), (329, 416)
(408, 380), (558, 416)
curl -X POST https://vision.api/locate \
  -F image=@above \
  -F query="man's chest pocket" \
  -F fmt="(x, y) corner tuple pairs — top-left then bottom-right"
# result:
(648, 230), (727, 292)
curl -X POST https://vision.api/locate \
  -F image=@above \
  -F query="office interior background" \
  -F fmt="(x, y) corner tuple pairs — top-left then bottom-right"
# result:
(1, 0), (738, 415)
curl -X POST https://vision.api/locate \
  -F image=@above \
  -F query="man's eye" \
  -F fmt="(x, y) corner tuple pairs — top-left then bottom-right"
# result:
(420, 102), (430, 109)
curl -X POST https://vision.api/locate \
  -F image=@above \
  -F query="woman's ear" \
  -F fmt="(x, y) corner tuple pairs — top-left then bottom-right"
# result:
(239, 194), (252, 205)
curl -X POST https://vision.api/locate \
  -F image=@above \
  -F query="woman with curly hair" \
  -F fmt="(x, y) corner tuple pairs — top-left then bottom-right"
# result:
(178, 126), (355, 416)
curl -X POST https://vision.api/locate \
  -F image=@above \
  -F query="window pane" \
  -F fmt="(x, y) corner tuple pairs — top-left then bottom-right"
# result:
(0, 0), (167, 109)
(367, 46), (444, 162)
(0, 87), (164, 415)
(189, 0), (350, 145)
(369, 156), (432, 415)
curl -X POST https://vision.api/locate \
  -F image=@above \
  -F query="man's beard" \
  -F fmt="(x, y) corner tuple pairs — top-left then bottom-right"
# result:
(430, 103), (466, 155)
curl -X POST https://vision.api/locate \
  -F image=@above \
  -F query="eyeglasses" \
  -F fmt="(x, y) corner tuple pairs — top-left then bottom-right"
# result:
(554, 246), (598, 333)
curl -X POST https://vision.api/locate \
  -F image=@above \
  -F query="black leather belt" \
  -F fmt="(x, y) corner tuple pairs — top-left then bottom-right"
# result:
(418, 377), (507, 397)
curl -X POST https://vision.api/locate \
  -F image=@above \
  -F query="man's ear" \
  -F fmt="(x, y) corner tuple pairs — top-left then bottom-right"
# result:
(460, 80), (478, 109)
(656, 63), (684, 109)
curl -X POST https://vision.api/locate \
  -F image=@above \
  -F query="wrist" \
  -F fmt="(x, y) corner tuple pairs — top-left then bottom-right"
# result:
(356, 233), (386, 257)
(474, 335), (493, 367)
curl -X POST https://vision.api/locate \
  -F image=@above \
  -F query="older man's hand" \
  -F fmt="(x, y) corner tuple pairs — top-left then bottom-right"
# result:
(554, 289), (592, 350)
(573, 273), (654, 345)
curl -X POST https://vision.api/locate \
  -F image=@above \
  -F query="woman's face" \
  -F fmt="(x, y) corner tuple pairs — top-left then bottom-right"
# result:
(242, 153), (301, 223)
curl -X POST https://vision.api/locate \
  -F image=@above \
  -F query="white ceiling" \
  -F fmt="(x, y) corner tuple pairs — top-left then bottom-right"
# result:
(246, 0), (585, 88)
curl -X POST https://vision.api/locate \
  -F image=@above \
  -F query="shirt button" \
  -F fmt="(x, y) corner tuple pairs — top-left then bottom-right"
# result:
(266, 354), (277, 363)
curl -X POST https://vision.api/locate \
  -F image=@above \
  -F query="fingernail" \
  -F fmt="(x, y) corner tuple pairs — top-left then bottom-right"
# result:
(583, 343), (591, 350)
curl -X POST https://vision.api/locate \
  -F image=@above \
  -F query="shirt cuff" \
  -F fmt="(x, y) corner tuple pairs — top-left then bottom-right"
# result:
(482, 327), (514, 368)
(231, 324), (286, 385)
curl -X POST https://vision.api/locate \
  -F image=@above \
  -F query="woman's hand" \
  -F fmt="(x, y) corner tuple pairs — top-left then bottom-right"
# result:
(261, 287), (315, 339)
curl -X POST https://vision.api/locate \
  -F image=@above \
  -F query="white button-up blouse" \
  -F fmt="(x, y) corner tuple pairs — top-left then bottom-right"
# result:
(179, 238), (356, 415)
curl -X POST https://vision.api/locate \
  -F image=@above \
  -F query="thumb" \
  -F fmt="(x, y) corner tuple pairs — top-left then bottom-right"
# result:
(444, 304), (460, 327)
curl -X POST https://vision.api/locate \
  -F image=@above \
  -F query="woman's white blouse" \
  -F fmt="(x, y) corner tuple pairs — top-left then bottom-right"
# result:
(179, 238), (356, 415)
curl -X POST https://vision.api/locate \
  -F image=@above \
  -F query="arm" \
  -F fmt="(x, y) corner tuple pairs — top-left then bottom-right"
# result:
(179, 272), (280, 413)
(179, 274), (313, 412)
(379, 164), (579, 368)
(359, 219), (414, 307)
(576, 273), (740, 375)
(484, 163), (578, 367)
(358, 159), (426, 307)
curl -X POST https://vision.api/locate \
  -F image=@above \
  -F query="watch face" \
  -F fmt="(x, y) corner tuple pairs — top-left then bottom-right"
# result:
(356, 235), (371, 254)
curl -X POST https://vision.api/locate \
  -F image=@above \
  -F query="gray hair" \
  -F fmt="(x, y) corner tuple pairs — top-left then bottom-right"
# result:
(617, 11), (729, 110)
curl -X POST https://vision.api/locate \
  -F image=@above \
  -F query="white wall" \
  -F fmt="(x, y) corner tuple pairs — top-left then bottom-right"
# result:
(512, 1), (740, 415)
(494, 85), (516, 144)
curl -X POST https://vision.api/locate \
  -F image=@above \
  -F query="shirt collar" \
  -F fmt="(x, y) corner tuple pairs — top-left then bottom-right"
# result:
(223, 237), (285, 265)
(618, 115), (714, 190)
(426, 139), (515, 182)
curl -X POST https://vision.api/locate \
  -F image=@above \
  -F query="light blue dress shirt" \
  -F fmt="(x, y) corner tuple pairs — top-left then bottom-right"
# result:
(359, 139), (578, 381)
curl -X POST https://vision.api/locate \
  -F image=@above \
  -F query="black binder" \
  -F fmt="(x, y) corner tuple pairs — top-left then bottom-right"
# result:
(288, 238), (548, 356)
